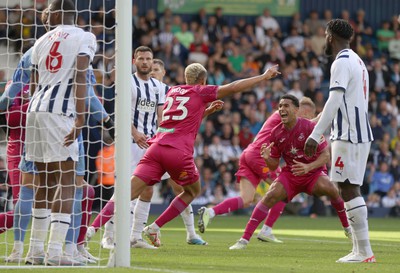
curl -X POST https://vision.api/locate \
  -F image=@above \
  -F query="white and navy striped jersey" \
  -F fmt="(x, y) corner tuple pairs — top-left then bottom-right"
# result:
(161, 81), (170, 96)
(329, 49), (373, 143)
(28, 25), (96, 116)
(131, 74), (166, 137)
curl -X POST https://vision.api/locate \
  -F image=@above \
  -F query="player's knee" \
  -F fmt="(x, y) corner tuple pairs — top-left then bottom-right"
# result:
(242, 198), (253, 208)
(139, 186), (154, 201)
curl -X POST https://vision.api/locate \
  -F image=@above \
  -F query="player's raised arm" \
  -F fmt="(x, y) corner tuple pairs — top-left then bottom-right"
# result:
(216, 65), (280, 99)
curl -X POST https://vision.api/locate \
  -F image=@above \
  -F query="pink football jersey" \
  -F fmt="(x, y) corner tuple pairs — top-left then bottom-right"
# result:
(269, 117), (328, 174)
(148, 84), (218, 153)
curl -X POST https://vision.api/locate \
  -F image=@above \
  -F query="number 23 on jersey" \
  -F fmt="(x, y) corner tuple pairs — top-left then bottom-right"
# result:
(162, 96), (190, 121)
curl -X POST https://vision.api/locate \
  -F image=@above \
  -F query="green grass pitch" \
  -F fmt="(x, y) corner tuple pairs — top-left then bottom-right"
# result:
(0, 215), (399, 272)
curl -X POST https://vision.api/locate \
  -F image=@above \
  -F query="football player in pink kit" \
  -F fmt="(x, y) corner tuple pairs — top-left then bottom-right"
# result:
(0, 84), (29, 233)
(229, 94), (350, 250)
(198, 97), (318, 243)
(130, 63), (280, 247)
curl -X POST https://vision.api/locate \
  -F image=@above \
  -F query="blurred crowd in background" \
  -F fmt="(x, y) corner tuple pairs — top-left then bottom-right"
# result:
(0, 3), (400, 217)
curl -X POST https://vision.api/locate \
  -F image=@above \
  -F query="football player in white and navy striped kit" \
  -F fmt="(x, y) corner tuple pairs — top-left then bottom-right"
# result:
(305, 19), (375, 263)
(89, 46), (165, 249)
(24, 0), (96, 266)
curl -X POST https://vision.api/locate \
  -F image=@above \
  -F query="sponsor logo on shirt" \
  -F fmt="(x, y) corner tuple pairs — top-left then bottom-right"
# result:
(157, 127), (175, 133)
(179, 171), (189, 180)
(137, 98), (156, 112)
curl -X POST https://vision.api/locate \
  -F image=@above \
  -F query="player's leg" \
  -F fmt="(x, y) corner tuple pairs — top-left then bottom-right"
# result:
(198, 178), (255, 233)
(331, 141), (374, 263)
(45, 160), (81, 265)
(145, 180), (201, 247)
(77, 183), (98, 262)
(130, 186), (156, 249)
(229, 180), (287, 250)
(0, 157), (21, 234)
(25, 163), (56, 265)
(311, 175), (350, 237)
(257, 200), (285, 243)
(64, 184), (84, 262)
(86, 195), (115, 240)
(168, 178), (206, 245)
(7, 155), (37, 263)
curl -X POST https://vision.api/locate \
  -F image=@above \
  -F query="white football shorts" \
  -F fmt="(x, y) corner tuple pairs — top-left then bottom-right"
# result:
(25, 112), (78, 163)
(330, 140), (371, 185)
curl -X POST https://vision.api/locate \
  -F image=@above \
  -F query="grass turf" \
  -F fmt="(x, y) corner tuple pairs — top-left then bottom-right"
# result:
(0, 215), (399, 272)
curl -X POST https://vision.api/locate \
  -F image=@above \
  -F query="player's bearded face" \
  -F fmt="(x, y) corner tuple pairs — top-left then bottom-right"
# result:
(324, 31), (333, 56)
(135, 52), (153, 75)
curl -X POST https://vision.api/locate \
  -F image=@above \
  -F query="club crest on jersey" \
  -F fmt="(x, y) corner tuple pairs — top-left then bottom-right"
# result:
(137, 98), (156, 112)
(290, 145), (298, 155)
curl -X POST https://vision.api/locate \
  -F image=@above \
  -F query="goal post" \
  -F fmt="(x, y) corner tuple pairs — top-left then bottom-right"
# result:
(0, 0), (132, 268)
(113, 0), (132, 267)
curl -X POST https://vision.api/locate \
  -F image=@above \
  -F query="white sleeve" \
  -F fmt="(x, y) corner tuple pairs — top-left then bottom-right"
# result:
(158, 82), (166, 105)
(31, 44), (38, 66)
(329, 58), (350, 92)
(309, 90), (343, 141)
(79, 32), (97, 62)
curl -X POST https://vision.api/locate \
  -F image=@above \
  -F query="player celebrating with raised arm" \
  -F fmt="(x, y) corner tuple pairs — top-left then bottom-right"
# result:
(24, 0), (96, 266)
(229, 95), (350, 251)
(129, 62), (280, 247)
(197, 97), (321, 243)
(130, 58), (208, 246)
(304, 19), (375, 263)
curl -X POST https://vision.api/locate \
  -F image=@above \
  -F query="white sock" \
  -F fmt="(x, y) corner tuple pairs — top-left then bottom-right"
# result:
(129, 199), (137, 231)
(261, 224), (272, 234)
(13, 240), (24, 254)
(104, 218), (114, 239)
(345, 197), (373, 257)
(47, 213), (71, 258)
(181, 205), (196, 239)
(131, 199), (151, 241)
(64, 242), (76, 256)
(209, 208), (216, 219)
(29, 208), (51, 252)
(149, 222), (160, 231)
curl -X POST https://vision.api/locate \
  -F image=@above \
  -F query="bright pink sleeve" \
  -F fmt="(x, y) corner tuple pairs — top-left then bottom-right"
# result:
(197, 85), (218, 103)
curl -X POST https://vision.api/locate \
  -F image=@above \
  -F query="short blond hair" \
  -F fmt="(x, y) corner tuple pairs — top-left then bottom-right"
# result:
(184, 63), (207, 85)
(300, 96), (315, 110)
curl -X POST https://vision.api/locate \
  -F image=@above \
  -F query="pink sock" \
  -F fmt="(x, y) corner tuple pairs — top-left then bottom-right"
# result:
(0, 211), (14, 234)
(242, 202), (270, 241)
(155, 197), (188, 228)
(212, 196), (244, 215)
(265, 201), (285, 227)
(77, 184), (95, 245)
(331, 197), (349, 228)
(91, 199), (114, 230)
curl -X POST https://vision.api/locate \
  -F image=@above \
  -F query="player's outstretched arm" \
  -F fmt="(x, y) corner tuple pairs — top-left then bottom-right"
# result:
(203, 100), (224, 118)
(216, 65), (280, 99)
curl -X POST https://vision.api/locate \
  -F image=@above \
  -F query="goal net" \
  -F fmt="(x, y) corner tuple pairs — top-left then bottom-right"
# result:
(0, 0), (131, 267)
